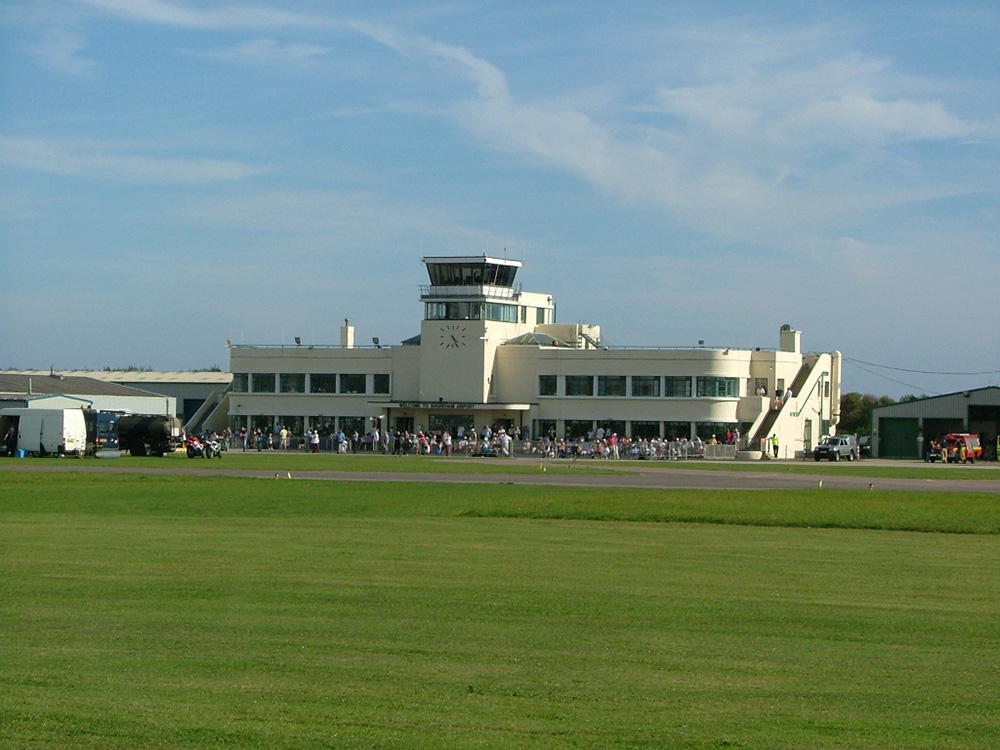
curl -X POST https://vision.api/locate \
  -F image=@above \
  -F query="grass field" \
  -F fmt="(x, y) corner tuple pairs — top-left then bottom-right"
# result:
(3, 470), (1000, 748)
(65, 448), (1000, 481)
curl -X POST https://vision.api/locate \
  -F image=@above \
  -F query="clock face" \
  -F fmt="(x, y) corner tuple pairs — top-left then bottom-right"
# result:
(439, 324), (467, 348)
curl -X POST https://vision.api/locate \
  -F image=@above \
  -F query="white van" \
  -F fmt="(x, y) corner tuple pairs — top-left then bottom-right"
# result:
(0, 408), (87, 457)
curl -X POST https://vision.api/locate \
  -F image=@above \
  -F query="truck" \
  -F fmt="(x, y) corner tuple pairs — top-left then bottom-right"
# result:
(942, 433), (982, 464)
(0, 408), (87, 457)
(117, 414), (183, 457)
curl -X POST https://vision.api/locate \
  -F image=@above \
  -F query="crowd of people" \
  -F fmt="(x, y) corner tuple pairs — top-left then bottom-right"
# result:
(218, 422), (747, 460)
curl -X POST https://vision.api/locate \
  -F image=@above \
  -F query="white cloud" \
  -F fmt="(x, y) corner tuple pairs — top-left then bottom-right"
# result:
(70, 0), (326, 30)
(29, 26), (95, 75)
(198, 38), (330, 63)
(0, 136), (267, 184)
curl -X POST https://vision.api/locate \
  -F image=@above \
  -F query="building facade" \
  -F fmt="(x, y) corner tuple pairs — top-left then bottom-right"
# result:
(224, 256), (842, 457)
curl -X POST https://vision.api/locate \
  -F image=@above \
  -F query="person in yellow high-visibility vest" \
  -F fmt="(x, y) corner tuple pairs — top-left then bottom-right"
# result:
(771, 434), (779, 458)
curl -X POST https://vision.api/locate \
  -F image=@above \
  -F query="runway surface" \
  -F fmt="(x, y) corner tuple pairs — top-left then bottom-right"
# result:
(3, 458), (998, 494)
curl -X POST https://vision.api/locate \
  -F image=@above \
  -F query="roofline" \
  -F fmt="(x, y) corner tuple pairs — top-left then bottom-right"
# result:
(421, 255), (523, 268)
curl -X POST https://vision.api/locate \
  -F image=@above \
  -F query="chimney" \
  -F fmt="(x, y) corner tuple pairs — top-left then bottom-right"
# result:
(341, 318), (355, 349)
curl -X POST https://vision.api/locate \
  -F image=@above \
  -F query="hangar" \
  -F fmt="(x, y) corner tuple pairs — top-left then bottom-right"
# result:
(870, 386), (1000, 460)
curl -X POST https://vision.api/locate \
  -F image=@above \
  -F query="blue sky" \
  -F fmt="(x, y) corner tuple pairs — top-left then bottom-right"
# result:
(1, 0), (998, 397)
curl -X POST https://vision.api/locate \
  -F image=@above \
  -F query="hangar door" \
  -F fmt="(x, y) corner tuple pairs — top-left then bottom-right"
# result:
(878, 417), (920, 458)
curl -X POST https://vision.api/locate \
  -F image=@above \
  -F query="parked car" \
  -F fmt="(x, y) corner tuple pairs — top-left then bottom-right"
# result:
(813, 435), (858, 461)
(857, 435), (871, 459)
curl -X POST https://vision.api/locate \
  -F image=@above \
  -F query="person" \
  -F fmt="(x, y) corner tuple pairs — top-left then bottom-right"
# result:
(279, 426), (289, 450)
(771, 434), (779, 458)
(783, 387), (794, 403)
(5, 424), (16, 456)
(311, 429), (321, 454)
(442, 431), (452, 456)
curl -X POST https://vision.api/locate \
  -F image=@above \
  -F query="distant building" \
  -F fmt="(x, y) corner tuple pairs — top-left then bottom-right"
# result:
(223, 255), (842, 457)
(870, 387), (1000, 459)
(0, 371), (177, 416)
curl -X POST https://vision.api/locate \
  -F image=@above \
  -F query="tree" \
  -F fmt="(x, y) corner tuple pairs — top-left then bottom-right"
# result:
(838, 392), (896, 435)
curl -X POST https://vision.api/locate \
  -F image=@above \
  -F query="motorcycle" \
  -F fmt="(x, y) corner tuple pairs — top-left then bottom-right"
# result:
(186, 434), (222, 459)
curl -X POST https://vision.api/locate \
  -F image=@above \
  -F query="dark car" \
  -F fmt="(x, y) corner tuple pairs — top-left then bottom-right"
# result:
(813, 435), (858, 461)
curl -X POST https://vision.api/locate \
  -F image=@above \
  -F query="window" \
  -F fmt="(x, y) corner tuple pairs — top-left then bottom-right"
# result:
(278, 416), (304, 436)
(536, 308), (546, 325)
(754, 377), (768, 396)
(565, 375), (594, 396)
(696, 377), (738, 397)
(484, 302), (517, 322)
(339, 374), (366, 394)
(696, 422), (734, 440)
(339, 416), (366, 435)
(520, 306), (527, 323)
(373, 374), (390, 394)
(534, 419), (556, 439)
(564, 420), (593, 439)
(310, 374), (337, 394)
(664, 376), (691, 397)
(598, 376), (627, 397)
(251, 373), (276, 393)
(663, 421), (691, 440)
(630, 421), (660, 439)
(538, 375), (557, 396)
(232, 373), (248, 393)
(632, 376), (661, 397)
(280, 373), (305, 393)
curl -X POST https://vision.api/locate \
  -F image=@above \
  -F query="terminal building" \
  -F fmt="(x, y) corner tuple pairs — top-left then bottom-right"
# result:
(222, 255), (843, 458)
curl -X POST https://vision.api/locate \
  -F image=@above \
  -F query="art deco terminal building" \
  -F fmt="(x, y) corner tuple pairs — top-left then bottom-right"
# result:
(223, 255), (842, 457)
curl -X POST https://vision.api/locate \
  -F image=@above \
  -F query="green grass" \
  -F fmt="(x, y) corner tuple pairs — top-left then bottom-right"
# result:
(3, 473), (1000, 748)
(67, 448), (1000, 481)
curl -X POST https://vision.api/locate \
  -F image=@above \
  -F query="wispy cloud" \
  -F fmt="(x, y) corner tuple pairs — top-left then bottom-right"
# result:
(196, 38), (330, 64)
(70, 0), (327, 30)
(0, 136), (267, 184)
(28, 26), (95, 76)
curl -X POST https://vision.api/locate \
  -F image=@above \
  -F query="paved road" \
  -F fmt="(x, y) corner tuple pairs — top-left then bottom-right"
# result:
(3, 458), (999, 493)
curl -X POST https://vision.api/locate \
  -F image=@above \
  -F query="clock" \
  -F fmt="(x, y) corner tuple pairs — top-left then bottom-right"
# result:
(439, 324), (467, 348)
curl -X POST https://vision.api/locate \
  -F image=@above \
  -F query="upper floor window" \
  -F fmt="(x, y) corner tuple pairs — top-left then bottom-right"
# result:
(251, 373), (276, 393)
(696, 377), (739, 398)
(632, 376), (661, 397)
(539, 375), (557, 396)
(339, 374), (366, 394)
(232, 373), (248, 393)
(664, 376), (692, 397)
(598, 375), (627, 397)
(373, 374), (391, 394)
(310, 374), (337, 394)
(565, 375), (594, 397)
(280, 373), (305, 393)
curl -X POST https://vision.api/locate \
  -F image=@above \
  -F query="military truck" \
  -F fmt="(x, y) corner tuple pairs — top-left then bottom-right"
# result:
(117, 414), (182, 457)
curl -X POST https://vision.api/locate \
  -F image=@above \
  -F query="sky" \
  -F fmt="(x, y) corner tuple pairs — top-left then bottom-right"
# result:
(1, 0), (998, 398)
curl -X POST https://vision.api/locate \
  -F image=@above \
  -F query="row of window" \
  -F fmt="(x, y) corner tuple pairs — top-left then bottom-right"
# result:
(539, 375), (739, 398)
(424, 302), (549, 324)
(232, 373), (390, 395)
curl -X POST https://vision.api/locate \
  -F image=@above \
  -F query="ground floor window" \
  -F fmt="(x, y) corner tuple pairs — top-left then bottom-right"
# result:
(278, 416), (304, 436)
(535, 420), (556, 439)
(339, 416), (366, 435)
(428, 413), (475, 435)
(696, 422), (735, 441)
(564, 420), (593, 439)
(631, 421), (659, 439)
(662, 421), (691, 440)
